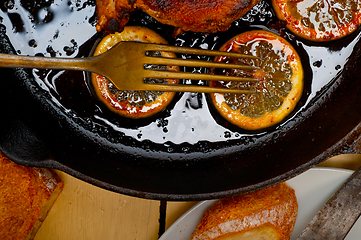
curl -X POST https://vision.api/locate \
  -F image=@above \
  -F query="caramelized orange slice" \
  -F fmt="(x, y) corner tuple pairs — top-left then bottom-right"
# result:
(210, 30), (303, 130)
(273, 0), (361, 41)
(91, 26), (178, 119)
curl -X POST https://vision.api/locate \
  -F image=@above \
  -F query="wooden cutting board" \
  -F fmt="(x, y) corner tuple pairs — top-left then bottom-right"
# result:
(34, 170), (160, 240)
(33, 154), (361, 240)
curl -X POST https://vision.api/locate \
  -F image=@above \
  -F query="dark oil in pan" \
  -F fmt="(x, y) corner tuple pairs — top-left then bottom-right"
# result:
(0, 0), (359, 151)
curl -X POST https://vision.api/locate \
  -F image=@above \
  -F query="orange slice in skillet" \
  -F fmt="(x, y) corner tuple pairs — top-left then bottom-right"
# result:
(272, 0), (361, 41)
(91, 26), (178, 119)
(209, 30), (303, 130)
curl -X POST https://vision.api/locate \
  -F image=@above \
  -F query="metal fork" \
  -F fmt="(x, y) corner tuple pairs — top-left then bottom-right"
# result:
(0, 42), (259, 93)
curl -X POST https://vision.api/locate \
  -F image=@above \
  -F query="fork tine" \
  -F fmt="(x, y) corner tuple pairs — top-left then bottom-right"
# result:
(140, 42), (259, 59)
(143, 83), (256, 94)
(144, 56), (257, 70)
(143, 70), (259, 82)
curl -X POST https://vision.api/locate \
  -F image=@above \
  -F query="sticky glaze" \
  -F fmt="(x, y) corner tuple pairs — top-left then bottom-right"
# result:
(0, 0), (359, 146)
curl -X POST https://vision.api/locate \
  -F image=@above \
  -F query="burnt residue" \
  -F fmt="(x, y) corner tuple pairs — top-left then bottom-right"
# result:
(20, 0), (54, 24)
(7, 12), (24, 32)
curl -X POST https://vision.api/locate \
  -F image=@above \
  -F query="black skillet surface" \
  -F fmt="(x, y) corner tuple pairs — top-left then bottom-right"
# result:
(1, 0), (361, 200)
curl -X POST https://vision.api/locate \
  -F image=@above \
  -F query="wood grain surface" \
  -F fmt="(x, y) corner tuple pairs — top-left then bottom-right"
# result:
(34, 171), (160, 240)
(32, 154), (361, 240)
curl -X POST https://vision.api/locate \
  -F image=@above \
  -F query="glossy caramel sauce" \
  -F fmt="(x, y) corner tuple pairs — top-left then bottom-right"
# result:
(0, 0), (360, 147)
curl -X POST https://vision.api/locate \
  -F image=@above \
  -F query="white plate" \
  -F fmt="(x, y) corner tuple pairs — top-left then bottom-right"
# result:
(159, 167), (360, 240)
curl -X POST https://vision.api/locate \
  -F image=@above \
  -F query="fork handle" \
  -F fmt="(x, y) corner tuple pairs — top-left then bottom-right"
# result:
(0, 53), (93, 72)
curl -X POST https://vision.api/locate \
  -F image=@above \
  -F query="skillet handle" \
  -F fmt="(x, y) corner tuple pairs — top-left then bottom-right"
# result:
(316, 122), (361, 170)
(336, 121), (361, 155)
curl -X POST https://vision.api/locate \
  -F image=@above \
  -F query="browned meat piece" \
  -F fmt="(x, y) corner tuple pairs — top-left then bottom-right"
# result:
(96, 0), (136, 34)
(136, 0), (261, 33)
(96, 0), (261, 33)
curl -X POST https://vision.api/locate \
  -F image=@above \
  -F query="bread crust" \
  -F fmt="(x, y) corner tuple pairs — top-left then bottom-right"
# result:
(190, 183), (298, 240)
(0, 152), (64, 240)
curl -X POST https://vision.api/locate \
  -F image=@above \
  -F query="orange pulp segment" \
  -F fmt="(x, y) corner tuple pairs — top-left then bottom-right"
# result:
(210, 30), (304, 130)
(273, 0), (361, 41)
(91, 26), (178, 119)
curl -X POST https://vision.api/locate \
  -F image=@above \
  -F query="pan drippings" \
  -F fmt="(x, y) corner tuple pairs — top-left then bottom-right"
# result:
(0, 0), (359, 146)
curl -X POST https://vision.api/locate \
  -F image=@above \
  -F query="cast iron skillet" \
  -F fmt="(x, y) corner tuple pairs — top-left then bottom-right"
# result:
(1, 0), (361, 200)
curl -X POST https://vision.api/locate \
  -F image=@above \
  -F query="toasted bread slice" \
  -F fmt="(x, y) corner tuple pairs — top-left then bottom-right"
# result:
(0, 151), (64, 240)
(191, 183), (298, 240)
